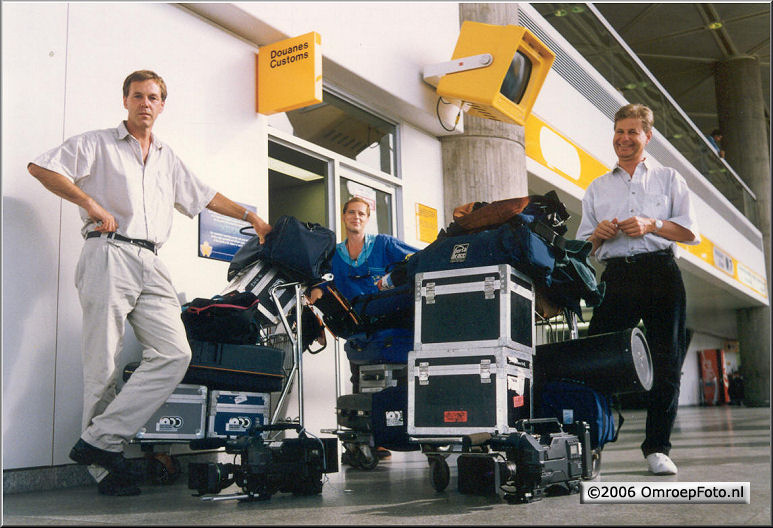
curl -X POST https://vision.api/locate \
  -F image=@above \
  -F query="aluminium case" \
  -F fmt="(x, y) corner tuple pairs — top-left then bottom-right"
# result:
(134, 384), (207, 442)
(414, 264), (534, 352)
(407, 347), (532, 436)
(207, 390), (270, 439)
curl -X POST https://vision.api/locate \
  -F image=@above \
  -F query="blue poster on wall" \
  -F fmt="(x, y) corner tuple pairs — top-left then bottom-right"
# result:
(198, 202), (256, 262)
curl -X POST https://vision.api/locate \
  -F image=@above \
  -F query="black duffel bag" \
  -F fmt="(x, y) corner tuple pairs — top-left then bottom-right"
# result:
(181, 291), (263, 345)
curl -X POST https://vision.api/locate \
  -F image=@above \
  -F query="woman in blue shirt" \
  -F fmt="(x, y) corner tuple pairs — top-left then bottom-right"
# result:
(309, 196), (416, 461)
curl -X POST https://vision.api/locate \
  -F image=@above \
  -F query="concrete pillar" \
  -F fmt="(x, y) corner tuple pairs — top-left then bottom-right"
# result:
(715, 56), (771, 406)
(440, 3), (527, 222)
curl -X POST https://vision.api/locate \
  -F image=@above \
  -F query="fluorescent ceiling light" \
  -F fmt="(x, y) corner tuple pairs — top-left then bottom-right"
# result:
(268, 157), (323, 182)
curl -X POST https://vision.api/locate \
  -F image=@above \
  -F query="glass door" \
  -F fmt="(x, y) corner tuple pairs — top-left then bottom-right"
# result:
(336, 165), (397, 238)
(267, 138), (330, 227)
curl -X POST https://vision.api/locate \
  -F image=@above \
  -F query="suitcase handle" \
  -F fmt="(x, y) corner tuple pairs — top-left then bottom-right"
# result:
(252, 422), (302, 433)
(515, 417), (563, 434)
(186, 299), (260, 315)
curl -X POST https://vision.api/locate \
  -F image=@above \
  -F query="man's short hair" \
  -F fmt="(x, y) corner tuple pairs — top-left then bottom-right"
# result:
(614, 103), (654, 134)
(123, 70), (167, 102)
(343, 196), (370, 216)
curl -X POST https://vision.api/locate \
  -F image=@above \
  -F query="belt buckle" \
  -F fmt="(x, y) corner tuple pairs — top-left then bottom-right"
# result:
(623, 255), (636, 264)
(133, 240), (156, 254)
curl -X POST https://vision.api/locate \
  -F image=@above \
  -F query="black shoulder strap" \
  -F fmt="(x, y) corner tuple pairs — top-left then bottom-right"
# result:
(609, 393), (625, 443)
(530, 220), (567, 252)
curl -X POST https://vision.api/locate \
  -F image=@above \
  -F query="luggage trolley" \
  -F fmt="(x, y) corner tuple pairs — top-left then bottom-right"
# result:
(324, 264), (540, 482)
(184, 277), (339, 502)
(402, 264), (540, 492)
(126, 261), (328, 487)
(322, 331), (421, 471)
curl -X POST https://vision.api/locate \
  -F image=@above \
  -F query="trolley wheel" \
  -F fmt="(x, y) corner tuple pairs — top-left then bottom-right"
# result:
(148, 453), (181, 485)
(355, 445), (379, 471)
(341, 447), (358, 468)
(428, 455), (450, 492)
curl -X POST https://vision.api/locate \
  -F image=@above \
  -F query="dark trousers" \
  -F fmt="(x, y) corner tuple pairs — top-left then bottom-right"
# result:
(588, 252), (687, 457)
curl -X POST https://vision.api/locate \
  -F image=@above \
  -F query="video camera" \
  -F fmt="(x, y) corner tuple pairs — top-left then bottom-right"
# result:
(458, 418), (592, 503)
(188, 423), (338, 501)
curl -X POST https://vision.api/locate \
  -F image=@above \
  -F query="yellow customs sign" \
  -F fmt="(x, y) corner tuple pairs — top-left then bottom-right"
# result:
(256, 32), (322, 115)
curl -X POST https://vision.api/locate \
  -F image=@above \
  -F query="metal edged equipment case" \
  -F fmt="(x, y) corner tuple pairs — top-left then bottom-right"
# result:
(207, 390), (270, 439)
(408, 347), (533, 436)
(135, 384), (207, 442)
(414, 264), (534, 352)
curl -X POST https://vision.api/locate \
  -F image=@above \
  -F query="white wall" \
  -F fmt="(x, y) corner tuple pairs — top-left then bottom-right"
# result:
(2, 2), (69, 470)
(399, 122), (447, 249)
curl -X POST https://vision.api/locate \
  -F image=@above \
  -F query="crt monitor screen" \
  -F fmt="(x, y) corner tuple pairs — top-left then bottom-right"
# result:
(500, 50), (532, 104)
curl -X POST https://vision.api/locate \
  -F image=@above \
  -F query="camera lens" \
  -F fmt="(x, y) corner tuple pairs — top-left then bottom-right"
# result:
(188, 462), (234, 495)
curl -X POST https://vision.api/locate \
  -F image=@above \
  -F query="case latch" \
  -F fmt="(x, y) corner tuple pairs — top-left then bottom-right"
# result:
(484, 276), (496, 299)
(424, 282), (436, 305)
(480, 359), (492, 383)
(418, 362), (430, 385)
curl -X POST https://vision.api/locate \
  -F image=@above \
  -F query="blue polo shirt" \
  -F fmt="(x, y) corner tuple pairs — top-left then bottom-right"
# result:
(330, 234), (417, 300)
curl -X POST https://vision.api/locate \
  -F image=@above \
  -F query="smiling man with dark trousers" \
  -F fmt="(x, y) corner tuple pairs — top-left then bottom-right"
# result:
(28, 70), (272, 496)
(577, 103), (700, 476)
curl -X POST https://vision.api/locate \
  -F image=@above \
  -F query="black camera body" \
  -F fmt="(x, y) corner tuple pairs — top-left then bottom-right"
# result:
(188, 423), (338, 501)
(458, 419), (591, 503)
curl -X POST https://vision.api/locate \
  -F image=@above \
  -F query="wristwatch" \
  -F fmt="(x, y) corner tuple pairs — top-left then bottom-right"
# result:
(654, 219), (664, 231)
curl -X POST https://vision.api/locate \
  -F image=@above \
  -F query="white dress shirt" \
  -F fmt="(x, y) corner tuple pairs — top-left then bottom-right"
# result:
(32, 121), (216, 247)
(576, 159), (700, 262)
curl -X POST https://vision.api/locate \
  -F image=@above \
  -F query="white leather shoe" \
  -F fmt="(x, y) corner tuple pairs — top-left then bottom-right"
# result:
(646, 453), (678, 475)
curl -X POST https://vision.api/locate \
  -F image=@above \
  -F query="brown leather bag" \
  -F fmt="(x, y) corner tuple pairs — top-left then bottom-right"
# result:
(452, 196), (531, 234)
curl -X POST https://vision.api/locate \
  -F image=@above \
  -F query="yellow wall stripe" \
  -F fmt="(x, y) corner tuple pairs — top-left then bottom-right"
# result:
(525, 112), (609, 190)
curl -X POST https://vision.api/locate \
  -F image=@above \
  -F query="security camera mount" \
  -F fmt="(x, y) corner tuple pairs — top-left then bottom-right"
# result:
(422, 53), (494, 87)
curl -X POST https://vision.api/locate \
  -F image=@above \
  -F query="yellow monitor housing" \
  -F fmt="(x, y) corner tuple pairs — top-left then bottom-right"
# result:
(436, 21), (555, 126)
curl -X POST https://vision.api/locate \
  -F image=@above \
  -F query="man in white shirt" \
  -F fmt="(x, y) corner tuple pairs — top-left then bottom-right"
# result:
(577, 103), (700, 476)
(28, 70), (272, 496)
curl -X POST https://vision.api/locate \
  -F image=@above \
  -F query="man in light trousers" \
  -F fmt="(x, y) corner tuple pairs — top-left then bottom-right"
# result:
(28, 69), (271, 496)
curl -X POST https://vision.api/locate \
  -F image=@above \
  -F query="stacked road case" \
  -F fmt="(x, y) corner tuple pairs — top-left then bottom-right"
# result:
(408, 264), (535, 436)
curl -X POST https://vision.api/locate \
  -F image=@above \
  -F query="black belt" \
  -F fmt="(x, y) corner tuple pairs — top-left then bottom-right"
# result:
(605, 248), (673, 265)
(87, 231), (157, 254)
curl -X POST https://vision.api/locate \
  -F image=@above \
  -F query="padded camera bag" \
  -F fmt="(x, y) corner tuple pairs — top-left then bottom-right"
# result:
(181, 291), (262, 345)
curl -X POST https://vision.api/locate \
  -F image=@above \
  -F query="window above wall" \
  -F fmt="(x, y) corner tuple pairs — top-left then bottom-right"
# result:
(268, 90), (397, 177)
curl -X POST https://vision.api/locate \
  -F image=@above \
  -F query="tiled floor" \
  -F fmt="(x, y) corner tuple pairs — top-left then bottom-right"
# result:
(3, 406), (770, 526)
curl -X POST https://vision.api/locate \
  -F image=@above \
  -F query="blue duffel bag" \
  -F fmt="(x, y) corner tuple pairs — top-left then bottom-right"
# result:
(537, 380), (623, 451)
(344, 328), (414, 365)
(349, 284), (414, 332)
(405, 223), (556, 286)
